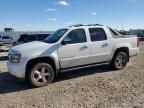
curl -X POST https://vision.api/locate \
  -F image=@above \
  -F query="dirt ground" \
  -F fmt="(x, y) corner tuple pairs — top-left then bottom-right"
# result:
(0, 43), (144, 108)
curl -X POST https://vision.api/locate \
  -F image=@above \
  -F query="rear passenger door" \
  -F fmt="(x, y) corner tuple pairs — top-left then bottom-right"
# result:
(89, 28), (111, 63)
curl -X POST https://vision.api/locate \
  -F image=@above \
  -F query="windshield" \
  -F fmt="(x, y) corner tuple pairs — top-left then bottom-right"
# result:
(44, 29), (68, 43)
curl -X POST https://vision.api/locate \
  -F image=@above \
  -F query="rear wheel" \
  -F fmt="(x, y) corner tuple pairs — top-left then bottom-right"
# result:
(28, 63), (55, 87)
(111, 52), (128, 70)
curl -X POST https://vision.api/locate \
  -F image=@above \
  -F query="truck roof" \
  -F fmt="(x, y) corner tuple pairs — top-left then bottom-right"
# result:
(66, 24), (106, 29)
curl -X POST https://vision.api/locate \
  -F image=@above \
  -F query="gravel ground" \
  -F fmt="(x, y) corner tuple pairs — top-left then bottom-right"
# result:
(0, 43), (144, 108)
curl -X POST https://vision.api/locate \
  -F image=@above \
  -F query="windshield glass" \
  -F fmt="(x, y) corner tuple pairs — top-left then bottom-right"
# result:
(44, 29), (68, 43)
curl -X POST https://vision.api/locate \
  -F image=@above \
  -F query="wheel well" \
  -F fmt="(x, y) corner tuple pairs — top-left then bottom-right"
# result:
(25, 57), (56, 80)
(113, 47), (129, 61)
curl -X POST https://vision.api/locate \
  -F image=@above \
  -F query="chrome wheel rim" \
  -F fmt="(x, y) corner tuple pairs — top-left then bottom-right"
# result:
(32, 66), (51, 84)
(115, 53), (127, 69)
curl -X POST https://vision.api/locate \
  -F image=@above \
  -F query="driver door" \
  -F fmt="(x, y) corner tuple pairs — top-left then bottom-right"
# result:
(58, 28), (91, 69)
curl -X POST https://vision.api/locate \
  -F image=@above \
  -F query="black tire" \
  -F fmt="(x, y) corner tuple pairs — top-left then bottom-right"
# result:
(111, 52), (128, 70)
(28, 63), (55, 87)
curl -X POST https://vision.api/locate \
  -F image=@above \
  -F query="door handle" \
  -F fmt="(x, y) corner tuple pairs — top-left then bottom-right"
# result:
(81, 45), (88, 49)
(102, 43), (109, 47)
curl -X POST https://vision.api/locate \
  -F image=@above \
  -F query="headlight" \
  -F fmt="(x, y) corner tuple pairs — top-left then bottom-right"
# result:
(9, 50), (21, 63)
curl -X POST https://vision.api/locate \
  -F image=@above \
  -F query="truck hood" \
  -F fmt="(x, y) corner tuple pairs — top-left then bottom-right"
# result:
(12, 41), (50, 51)
(10, 41), (57, 58)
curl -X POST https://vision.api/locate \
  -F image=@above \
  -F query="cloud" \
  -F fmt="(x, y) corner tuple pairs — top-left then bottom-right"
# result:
(55, 1), (69, 6)
(48, 18), (57, 21)
(90, 12), (97, 15)
(45, 8), (57, 12)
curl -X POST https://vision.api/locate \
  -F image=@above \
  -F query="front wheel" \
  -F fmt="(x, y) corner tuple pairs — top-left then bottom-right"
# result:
(28, 63), (55, 87)
(111, 52), (128, 70)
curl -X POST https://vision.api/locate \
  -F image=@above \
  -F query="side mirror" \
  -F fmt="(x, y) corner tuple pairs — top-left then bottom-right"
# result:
(62, 38), (71, 45)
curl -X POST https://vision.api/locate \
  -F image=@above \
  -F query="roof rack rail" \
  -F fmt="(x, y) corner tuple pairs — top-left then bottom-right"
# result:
(69, 24), (103, 28)
(69, 24), (84, 27)
(87, 24), (103, 26)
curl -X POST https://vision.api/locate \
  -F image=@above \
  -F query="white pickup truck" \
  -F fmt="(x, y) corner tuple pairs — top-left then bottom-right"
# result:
(7, 24), (139, 87)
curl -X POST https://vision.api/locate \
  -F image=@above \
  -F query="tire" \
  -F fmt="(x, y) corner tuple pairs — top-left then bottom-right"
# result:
(28, 63), (55, 87)
(111, 52), (128, 70)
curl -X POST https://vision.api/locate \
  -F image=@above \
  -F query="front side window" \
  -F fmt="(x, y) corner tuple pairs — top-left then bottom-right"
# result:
(65, 29), (87, 44)
(89, 28), (107, 42)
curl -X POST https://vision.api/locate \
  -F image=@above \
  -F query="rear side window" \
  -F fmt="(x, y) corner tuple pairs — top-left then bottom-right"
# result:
(89, 28), (107, 42)
(66, 29), (87, 44)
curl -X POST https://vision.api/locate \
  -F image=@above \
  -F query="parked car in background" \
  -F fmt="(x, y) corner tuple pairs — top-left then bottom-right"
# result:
(0, 40), (3, 46)
(0, 36), (3, 46)
(0, 36), (14, 44)
(8, 24), (139, 87)
(13, 33), (51, 46)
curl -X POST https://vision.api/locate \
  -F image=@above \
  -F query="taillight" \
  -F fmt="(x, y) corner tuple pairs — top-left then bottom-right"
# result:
(137, 37), (140, 47)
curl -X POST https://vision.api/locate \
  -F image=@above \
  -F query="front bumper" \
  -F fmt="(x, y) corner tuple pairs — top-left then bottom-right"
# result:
(7, 62), (26, 79)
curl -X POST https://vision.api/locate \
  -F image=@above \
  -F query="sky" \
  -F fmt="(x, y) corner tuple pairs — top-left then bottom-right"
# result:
(0, 0), (143, 31)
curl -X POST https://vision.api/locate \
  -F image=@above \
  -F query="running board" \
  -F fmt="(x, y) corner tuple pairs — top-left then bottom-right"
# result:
(60, 62), (109, 73)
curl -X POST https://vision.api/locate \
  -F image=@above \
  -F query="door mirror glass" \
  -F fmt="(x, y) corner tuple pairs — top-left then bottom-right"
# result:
(62, 38), (71, 45)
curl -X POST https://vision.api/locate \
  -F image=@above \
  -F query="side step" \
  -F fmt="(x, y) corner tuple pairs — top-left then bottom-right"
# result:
(60, 62), (109, 73)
